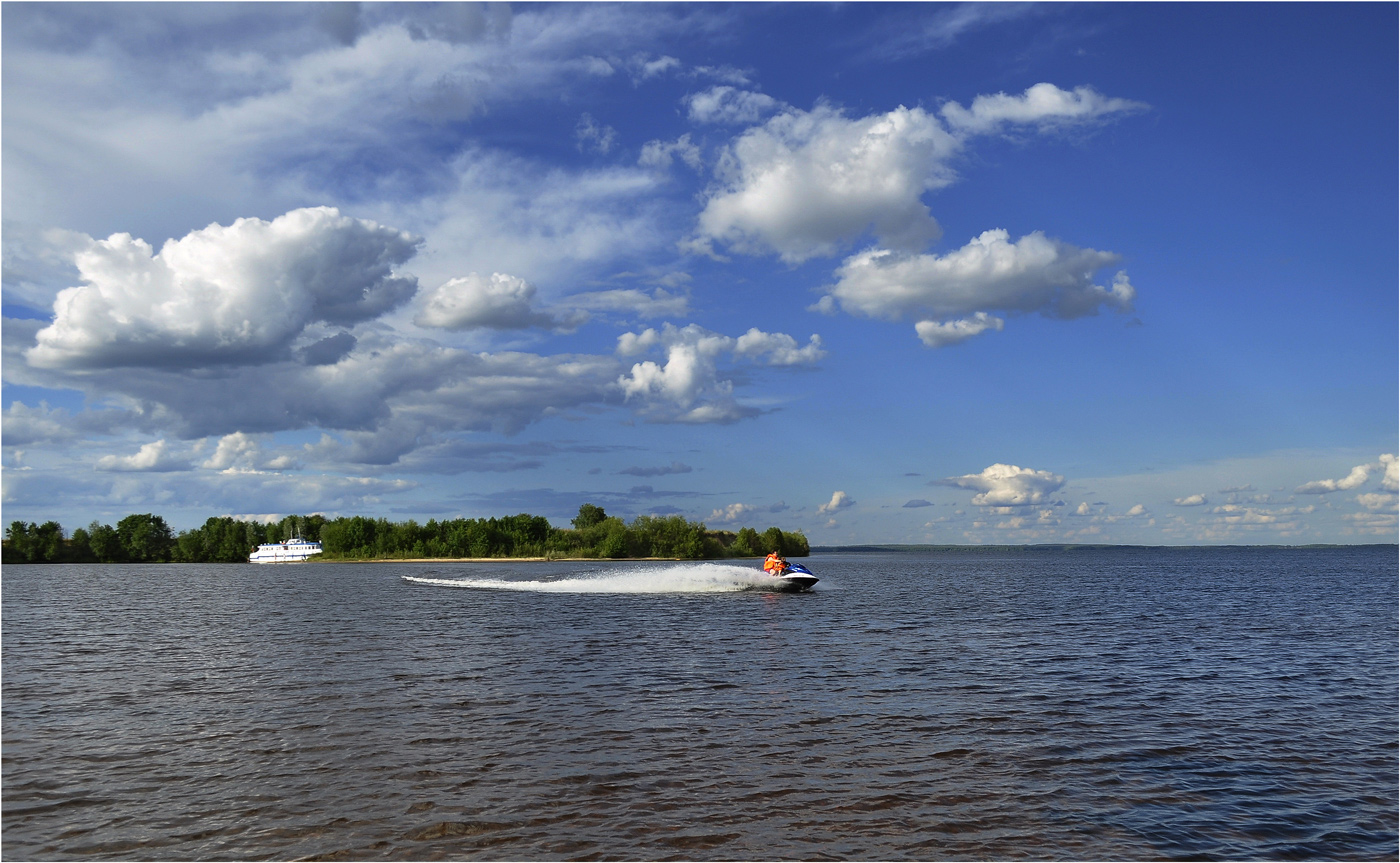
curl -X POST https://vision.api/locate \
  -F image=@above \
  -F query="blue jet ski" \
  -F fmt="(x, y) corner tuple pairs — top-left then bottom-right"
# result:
(768, 562), (818, 592)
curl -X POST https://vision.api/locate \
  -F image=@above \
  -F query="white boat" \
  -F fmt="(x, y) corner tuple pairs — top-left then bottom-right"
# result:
(249, 537), (323, 563)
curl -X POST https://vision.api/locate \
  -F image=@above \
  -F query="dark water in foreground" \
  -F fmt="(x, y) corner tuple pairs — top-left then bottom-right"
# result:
(3, 548), (1396, 861)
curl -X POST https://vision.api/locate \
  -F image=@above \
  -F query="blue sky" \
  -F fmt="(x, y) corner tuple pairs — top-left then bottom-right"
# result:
(3, 2), (1396, 544)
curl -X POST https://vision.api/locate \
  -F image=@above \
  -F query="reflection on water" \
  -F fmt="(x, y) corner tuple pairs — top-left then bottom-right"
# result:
(3, 549), (1396, 860)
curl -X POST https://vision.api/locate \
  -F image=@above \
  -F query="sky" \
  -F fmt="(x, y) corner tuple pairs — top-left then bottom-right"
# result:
(2, 2), (1396, 545)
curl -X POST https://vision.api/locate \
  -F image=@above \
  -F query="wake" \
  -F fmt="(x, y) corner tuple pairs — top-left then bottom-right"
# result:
(401, 562), (781, 594)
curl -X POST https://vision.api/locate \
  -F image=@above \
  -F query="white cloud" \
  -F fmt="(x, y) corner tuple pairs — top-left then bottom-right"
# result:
(575, 113), (618, 155)
(693, 84), (1142, 265)
(1125, 504), (1148, 517)
(684, 86), (785, 125)
(941, 463), (1065, 507)
(1173, 494), (1208, 506)
(1342, 511), (1399, 535)
(415, 272), (585, 331)
(1356, 493), (1398, 512)
(940, 83), (1147, 135)
(1380, 453), (1398, 493)
(817, 490), (854, 514)
(202, 432), (300, 472)
(405, 148), (676, 291)
(632, 54), (681, 80)
(28, 207), (420, 370)
(708, 502), (759, 523)
(616, 323), (824, 423)
(690, 65), (754, 86)
(696, 104), (958, 262)
(914, 312), (1005, 348)
(860, 4), (1040, 61)
(96, 440), (191, 473)
(638, 134), (704, 172)
(563, 287), (690, 320)
(1295, 458), (1382, 494)
(733, 328), (826, 365)
(3, 401), (78, 446)
(822, 230), (1134, 341)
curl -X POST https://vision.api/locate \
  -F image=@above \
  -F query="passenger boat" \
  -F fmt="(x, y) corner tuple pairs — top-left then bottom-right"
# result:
(249, 537), (323, 563)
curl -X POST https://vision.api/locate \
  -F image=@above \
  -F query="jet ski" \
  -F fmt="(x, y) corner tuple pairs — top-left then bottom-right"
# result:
(767, 562), (818, 592)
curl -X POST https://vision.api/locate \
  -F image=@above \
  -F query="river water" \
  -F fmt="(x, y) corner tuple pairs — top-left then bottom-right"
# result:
(3, 547), (1396, 860)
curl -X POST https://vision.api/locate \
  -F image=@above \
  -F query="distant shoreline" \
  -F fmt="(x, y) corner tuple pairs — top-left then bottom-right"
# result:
(322, 543), (1396, 563)
(810, 543), (1397, 552)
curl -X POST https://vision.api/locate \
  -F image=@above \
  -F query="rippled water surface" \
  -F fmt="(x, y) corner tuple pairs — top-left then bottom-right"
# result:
(4, 548), (1396, 860)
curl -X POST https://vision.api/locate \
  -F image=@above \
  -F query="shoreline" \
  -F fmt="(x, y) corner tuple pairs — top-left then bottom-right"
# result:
(326, 556), (761, 564)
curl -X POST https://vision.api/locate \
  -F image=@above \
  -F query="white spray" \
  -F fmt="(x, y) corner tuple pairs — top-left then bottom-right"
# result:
(402, 562), (791, 594)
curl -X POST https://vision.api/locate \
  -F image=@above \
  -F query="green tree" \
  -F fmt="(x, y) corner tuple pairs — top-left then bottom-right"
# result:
(68, 526), (96, 562)
(32, 521), (64, 562)
(116, 513), (174, 563)
(781, 529), (810, 557)
(733, 527), (761, 557)
(599, 519), (631, 558)
(572, 503), (608, 530)
(4, 521), (34, 563)
(87, 521), (123, 562)
(761, 526), (787, 556)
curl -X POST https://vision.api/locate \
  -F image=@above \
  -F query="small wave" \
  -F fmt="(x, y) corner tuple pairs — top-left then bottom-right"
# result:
(402, 563), (785, 594)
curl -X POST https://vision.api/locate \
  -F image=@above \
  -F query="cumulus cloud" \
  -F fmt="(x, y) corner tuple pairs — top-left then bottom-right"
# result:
(415, 272), (585, 331)
(940, 83), (1147, 135)
(914, 312), (1005, 348)
(96, 439), (191, 472)
(708, 502), (759, 523)
(1295, 458), (1380, 494)
(821, 230), (1134, 345)
(1173, 494), (1208, 506)
(1125, 504), (1148, 517)
(693, 84), (1142, 264)
(1380, 453), (1398, 493)
(817, 490), (854, 514)
(1356, 493), (1398, 512)
(940, 463), (1065, 507)
(28, 207), (420, 370)
(616, 323), (824, 423)
(696, 104), (958, 262)
(733, 328), (826, 365)
(202, 432), (301, 472)
(684, 86), (785, 125)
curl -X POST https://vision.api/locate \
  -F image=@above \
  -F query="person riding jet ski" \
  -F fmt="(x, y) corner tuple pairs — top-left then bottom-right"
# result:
(763, 550), (787, 576)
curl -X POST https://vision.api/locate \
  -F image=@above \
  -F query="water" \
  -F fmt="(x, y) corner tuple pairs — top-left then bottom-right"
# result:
(3, 548), (1396, 860)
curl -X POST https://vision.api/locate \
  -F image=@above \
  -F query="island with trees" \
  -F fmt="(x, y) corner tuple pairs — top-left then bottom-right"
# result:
(2, 504), (809, 565)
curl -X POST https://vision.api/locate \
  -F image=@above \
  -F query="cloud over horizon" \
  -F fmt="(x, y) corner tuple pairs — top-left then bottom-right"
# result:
(940, 463), (1066, 507)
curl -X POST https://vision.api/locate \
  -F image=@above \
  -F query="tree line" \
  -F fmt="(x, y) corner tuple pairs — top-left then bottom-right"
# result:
(2, 505), (808, 564)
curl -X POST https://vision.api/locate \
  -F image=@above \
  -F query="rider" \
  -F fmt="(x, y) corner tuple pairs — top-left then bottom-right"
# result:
(763, 550), (787, 576)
